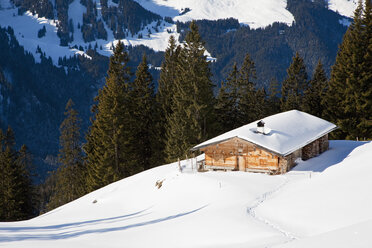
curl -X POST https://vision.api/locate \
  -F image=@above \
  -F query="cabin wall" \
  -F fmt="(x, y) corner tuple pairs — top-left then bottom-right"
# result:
(200, 134), (330, 174)
(278, 149), (301, 173)
(201, 138), (280, 173)
(302, 134), (329, 160)
(246, 148), (279, 173)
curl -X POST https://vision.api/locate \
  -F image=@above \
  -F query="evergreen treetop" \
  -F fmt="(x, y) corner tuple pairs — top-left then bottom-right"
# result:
(84, 41), (132, 191)
(280, 52), (308, 112)
(325, 0), (372, 139)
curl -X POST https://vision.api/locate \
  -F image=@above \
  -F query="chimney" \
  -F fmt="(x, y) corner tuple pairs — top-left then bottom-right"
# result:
(257, 120), (265, 134)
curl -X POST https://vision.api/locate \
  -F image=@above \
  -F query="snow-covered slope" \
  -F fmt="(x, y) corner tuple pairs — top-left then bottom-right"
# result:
(328, 0), (359, 18)
(0, 0), (179, 64)
(256, 140), (372, 237)
(0, 140), (371, 248)
(133, 0), (295, 29)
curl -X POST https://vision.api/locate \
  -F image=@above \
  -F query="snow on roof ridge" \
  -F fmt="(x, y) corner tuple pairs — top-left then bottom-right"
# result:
(192, 110), (337, 156)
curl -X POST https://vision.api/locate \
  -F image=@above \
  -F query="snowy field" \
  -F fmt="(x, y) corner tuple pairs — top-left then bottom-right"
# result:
(0, 140), (371, 248)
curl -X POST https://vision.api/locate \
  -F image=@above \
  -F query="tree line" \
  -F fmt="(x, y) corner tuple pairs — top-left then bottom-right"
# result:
(1, 0), (370, 220)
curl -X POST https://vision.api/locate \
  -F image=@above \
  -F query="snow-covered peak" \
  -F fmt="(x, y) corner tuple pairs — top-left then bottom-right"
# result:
(134, 0), (295, 29)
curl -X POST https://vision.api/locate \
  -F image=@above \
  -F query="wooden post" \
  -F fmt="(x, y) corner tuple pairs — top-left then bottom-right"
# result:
(192, 153), (195, 171)
(178, 158), (182, 172)
(191, 153), (198, 171)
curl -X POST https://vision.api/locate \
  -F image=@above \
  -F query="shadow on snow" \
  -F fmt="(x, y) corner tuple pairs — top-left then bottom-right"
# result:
(0, 205), (207, 242)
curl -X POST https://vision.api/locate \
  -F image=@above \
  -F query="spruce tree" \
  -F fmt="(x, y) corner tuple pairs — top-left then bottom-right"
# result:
(215, 62), (242, 133)
(15, 145), (35, 219)
(130, 55), (156, 171)
(325, 0), (372, 139)
(48, 99), (85, 210)
(238, 54), (261, 124)
(84, 41), (132, 192)
(158, 35), (181, 118)
(280, 52), (308, 111)
(215, 80), (234, 134)
(302, 60), (328, 117)
(267, 78), (281, 115)
(0, 128), (18, 220)
(0, 128), (34, 221)
(165, 21), (215, 161)
(157, 36), (181, 163)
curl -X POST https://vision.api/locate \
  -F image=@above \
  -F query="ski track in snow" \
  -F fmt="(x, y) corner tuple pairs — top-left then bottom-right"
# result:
(246, 175), (298, 246)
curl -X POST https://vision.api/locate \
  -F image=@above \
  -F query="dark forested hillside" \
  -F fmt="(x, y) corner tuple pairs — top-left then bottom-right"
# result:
(0, 27), (103, 180)
(0, 26), (164, 181)
(177, 0), (348, 86)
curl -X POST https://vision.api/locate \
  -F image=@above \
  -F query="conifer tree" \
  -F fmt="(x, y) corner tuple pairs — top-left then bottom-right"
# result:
(215, 63), (240, 133)
(267, 78), (281, 115)
(157, 36), (181, 163)
(238, 54), (261, 124)
(280, 52), (308, 111)
(325, 0), (372, 139)
(48, 99), (85, 210)
(130, 55), (156, 171)
(302, 60), (328, 117)
(15, 145), (35, 219)
(165, 21), (215, 161)
(0, 128), (34, 221)
(84, 41), (132, 191)
(158, 35), (181, 117)
(0, 128), (18, 220)
(215, 81), (234, 134)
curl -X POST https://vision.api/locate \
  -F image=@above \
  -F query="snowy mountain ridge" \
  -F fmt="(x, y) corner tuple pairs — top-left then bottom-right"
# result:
(0, 0), (358, 65)
(0, 140), (371, 247)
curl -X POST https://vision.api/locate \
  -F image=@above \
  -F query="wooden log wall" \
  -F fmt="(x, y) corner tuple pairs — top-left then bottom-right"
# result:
(200, 134), (330, 174)
(200, 137), (280, 173)
(302, 134), (329, 161)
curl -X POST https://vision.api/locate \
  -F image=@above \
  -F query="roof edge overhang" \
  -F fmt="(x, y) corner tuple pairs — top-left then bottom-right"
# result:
(191, 125), (338, 157)
(280, 125), (338, 156)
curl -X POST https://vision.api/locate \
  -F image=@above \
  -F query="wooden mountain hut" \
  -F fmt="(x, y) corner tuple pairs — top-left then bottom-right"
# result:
(192, 110), (337, 174)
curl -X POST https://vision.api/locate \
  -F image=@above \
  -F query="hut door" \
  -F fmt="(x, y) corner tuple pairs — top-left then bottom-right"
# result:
(238, 156), (245, 171)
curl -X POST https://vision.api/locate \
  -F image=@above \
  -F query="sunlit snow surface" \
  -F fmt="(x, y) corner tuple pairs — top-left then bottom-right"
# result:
(133, 0), (295, 29)
(0, 140), (371, 248)
(328, 0), (358, 17)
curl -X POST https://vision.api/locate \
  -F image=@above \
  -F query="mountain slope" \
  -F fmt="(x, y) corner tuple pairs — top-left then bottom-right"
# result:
(0, 140), (371, 248)
(134, 0), (295, 29)
(0, 0), (358, 64)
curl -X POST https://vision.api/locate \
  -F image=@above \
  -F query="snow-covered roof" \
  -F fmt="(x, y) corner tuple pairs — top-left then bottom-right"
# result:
(192, 110), (337, 156)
